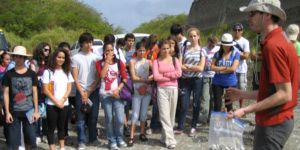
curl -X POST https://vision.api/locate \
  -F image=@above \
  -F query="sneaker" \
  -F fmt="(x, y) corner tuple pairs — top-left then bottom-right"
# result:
(189, 128), (196, 137)
(78, 143), (86, 150)
(196, 122), (207, 127)
(173, 130), (183, 135)
(167, 144), (176, 149)
(118, 141), (127, 148)
(41, 136), (48, 143)
(89, 140), (106, 147)
(36, 137), (41, 145)
(146, 128), (153, 135)
(110, 144), (120, 150)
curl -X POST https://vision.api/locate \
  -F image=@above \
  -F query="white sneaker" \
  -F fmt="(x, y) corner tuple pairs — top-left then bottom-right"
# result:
(78, 143), (86, 150)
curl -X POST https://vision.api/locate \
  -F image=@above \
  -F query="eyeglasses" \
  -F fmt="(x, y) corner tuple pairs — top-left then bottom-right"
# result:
(233, 29), (242, 32)
(43, 48), (49, 52)
(248, 11), (263, 17)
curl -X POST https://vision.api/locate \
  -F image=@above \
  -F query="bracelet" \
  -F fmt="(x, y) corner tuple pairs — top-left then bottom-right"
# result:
(188, 64), (192, 69)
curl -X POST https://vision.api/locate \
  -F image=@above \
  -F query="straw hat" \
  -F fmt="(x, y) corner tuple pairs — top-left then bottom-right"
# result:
(239, 0), (286, 22)
(218, 33), (236, 46)
(7, 46), (32, 57)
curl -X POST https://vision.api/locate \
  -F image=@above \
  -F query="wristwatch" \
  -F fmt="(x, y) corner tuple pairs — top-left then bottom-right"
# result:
(188, 64), (192, 69)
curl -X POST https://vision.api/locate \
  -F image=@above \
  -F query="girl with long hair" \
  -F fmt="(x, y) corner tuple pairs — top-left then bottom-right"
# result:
(152, 39), (182, 149)
(95, 42), (128, 150)
(127, 42), (153, 147)
(211, 33), (240, 112)
(174, 28), (205, 137)
(41, 48), (73, 150)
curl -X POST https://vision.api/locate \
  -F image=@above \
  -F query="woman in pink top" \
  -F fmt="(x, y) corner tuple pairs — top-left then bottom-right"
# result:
(0, 52), (11, 72)
(152, 39), (182, 149)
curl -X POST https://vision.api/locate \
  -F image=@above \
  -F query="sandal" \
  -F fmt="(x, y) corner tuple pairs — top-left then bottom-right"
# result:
(128, 138), (134, 147)
(139, 134), (148, 141)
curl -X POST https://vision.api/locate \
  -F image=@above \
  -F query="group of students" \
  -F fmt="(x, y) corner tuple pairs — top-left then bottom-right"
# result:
(1, 1), (300, 149)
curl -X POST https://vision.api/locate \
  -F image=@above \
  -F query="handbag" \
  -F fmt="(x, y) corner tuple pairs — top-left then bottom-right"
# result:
(118, 78), (134, 101)
(41, 69), (54, 95)
(116, 59), (134, 101)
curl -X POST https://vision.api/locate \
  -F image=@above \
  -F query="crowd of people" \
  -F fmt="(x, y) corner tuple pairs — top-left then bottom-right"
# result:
(0, 0), (299, 150)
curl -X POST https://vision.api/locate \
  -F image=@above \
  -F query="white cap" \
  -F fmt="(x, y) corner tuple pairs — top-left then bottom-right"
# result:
(286, 24), (299, 41)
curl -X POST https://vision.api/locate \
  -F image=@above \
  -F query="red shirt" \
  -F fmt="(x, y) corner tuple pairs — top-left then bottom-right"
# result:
(256, 27), (299, 126)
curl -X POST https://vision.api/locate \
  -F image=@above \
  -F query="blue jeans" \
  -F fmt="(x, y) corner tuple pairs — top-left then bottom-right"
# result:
(7, 116), (36, 148)
(177, 77), (203, 130)
(100, 95), (125, 147)
(75, 88), (99, 144)
(131, 94), (151, 124)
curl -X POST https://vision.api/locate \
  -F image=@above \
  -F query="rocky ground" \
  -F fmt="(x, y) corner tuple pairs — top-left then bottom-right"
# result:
(0, 96), (299, 150)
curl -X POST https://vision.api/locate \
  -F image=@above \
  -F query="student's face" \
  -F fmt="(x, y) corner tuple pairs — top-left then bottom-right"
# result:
(104, 45), (114, 57)
(172, 34), (181, 42)
(207, 42), (216, 50)
(169, 39), (176, 50)
(136, 46), (146, 58)
(188, 30), (200, 44)
(13, 55), (25, 66)
(160, 44), (170, 57)
(118, 45), (124, 50)
(2, 54), (11, 66)
(63, 46), (71, 55)
(222, 45), (231, 52)
(125, 38), (135, 48)
(56, 52), (65, 67)
(81, 41), (93, 51)
(43, 46), (50, 57)
(233, 28), (243, 38)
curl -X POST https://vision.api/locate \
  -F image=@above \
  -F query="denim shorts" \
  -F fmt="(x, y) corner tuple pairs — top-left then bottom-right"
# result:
(7, 116), (36, 148)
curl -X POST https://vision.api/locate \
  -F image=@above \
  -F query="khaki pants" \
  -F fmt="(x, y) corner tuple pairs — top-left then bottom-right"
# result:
(157, 87), (178, 146)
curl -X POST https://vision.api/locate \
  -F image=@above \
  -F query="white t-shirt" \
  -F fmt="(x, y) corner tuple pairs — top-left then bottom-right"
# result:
(234, 37), (250, 73)
(178, 37), (190, 51)
(202, 45), (220, 78)
(41, 69), (74, 106)
(71, 51), (99, 90)
(93, 47), (126, 63)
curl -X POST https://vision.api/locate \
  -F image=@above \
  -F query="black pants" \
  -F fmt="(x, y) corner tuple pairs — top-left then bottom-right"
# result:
(47, 105), (68, 144)
(212, 84), (236, 112)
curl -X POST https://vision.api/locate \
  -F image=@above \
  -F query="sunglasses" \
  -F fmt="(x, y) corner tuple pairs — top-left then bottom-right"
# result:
(248, 11), (263, 17)
(43, 48), (50, 52)
(233, 29), (242, 32)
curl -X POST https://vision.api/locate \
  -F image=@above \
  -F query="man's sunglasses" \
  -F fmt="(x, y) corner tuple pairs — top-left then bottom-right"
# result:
(233, 29), (242, 32)
(248, 11), (263, 17)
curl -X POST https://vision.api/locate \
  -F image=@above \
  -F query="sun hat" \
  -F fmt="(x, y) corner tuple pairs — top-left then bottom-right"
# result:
(286, 24), (299, 41)
(7, 46), (32, 57)
(218, 33), (236, 46)
(239, 0), (286, 22)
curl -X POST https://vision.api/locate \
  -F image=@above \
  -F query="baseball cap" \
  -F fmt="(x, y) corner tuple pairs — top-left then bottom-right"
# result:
(286, 24), (299, 41)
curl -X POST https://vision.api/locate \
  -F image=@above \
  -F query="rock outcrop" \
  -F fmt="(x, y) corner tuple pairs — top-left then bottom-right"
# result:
(185, 0), (300, 31)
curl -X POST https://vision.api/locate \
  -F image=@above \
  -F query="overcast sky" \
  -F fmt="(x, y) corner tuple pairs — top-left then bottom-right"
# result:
(82, 0), (193, 32)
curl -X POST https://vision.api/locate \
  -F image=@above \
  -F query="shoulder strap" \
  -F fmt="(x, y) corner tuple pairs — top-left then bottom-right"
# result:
(234, 41), (244, 52)
(183, 40), (189, 47)
(147, 50), (153, 60)
(172, 56), (175, 67)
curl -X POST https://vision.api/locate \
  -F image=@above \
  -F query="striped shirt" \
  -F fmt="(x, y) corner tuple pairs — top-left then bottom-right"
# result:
(180, 46), (206, 78)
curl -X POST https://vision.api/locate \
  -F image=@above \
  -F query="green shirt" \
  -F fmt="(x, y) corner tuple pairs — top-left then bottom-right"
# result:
(294, 41), (300, 56)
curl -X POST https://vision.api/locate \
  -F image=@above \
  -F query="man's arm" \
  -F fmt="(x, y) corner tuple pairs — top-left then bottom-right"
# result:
(227, 82), (292, 119)
(239, 52), (249, 60)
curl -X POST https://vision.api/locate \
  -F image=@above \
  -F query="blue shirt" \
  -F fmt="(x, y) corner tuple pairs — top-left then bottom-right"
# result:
(124, 48), (135, 64)
(212, 49), (240, 86)
(6, 60), (30, 71)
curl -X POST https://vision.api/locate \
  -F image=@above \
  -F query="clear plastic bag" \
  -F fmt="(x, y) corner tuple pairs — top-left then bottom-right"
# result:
(208, 111), (247, 150)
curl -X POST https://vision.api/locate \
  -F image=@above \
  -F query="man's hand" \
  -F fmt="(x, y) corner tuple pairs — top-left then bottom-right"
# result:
(6, 112), (13, 123)
(226, 108), (247, 119)
(81, 92), (88, 105)
(223, 87), (243, 105)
